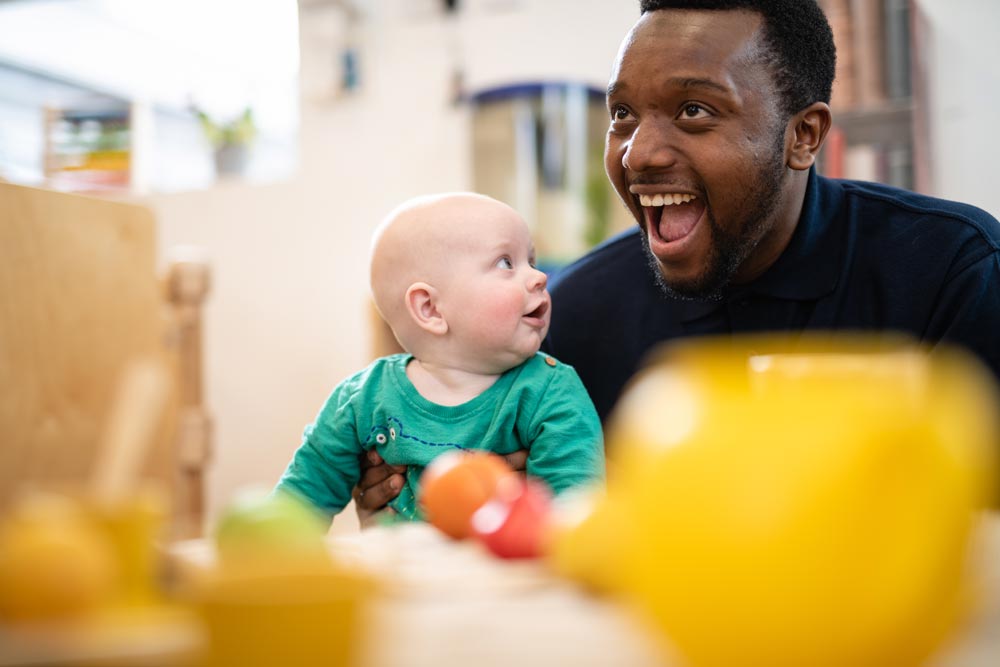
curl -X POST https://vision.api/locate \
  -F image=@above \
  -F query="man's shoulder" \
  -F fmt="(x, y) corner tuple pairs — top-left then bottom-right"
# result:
(549, 228), (647, 298)
(834, 177), (1000, 247)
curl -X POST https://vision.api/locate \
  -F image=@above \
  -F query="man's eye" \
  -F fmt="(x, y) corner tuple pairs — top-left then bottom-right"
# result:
(680, 104), (709, 119)
(496, 257), (514, 270)
(611, 104), (632, 121)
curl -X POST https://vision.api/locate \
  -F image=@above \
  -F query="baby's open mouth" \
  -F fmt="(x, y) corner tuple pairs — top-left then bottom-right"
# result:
(525, 301), (549, 320)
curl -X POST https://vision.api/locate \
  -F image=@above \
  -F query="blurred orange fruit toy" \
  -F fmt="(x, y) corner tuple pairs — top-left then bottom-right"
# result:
(0, 493), (117, 622)
(419, 450), (514, 539)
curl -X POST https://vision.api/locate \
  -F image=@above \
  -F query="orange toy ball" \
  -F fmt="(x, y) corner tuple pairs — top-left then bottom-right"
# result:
(419, 451), (514, 539)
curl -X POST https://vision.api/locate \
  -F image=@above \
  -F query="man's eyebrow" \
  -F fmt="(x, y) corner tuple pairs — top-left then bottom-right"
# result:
(606, 77), (734, 98)
(670, 77), (732, 95)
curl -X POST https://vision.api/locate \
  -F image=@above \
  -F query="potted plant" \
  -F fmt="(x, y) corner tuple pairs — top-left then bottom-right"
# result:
(194, 107), (257, 176)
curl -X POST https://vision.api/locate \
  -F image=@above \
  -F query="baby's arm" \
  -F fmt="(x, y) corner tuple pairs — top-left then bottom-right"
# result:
(523, 364), (605, 495)
(275, 387), (363, 524)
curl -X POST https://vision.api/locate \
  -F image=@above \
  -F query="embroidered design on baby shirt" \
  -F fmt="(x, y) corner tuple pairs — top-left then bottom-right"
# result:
(363, 416), (469, 450)
(364, 417), (469, 521)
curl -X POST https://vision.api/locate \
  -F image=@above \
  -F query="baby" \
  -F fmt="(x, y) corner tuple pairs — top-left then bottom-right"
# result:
(275, 193), (605, 524)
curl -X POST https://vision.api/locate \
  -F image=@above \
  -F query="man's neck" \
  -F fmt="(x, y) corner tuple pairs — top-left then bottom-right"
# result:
(731, 168), (809, 285)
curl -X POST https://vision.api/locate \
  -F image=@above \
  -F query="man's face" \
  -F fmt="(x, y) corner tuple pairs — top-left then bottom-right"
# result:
(604, 9), (791, 299)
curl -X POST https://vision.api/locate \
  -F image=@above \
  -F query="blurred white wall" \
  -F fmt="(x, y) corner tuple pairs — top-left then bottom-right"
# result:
(914, 0), (1000, 219)
(140, 0), (638, 534)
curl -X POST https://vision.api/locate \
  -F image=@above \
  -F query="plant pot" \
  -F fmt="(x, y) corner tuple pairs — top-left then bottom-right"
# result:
(213, 144), (249, 177)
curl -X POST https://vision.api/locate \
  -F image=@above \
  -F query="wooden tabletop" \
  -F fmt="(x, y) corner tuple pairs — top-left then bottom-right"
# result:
(7, 513), (995, 667)
(335, 515), (1000, 667)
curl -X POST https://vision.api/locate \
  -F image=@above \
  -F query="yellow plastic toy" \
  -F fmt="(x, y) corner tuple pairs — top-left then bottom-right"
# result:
(549, 335), (998, 667)
(190, 490), (374, 667)
(0, 493), (116, 622)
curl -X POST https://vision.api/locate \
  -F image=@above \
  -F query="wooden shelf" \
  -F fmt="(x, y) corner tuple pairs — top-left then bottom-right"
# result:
(833, 101), (914, 146)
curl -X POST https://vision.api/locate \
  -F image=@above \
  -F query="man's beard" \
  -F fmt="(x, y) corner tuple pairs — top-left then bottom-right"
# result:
(642, 136), (787, 301)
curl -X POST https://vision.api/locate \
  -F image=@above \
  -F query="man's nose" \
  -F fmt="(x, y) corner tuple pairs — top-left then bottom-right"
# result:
(622, 120), (677, 172)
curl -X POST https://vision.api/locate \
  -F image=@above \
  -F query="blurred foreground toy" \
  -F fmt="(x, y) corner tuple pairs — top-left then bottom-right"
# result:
(419, 450), (515, 539)
(214, 489), (330, 571)
(420, 450), (553, 558)
(549, 336), (999, 667)
(0, 360), (171, 622)
(188, 489), (372, 666)
(0, 494), (116, 622)
(193, 565), (371, 667)
(472, 477), (552, 559)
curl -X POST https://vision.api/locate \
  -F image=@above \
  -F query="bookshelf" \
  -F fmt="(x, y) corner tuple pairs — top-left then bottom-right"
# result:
(0, 62), (171, 195)
(43, 104), (135, 193)
(819, 0), (918, 191)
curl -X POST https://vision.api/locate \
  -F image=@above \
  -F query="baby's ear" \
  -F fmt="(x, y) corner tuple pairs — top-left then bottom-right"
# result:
(405, 282), (448, 335)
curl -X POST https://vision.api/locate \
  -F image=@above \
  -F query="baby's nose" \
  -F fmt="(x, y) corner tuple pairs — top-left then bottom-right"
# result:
(527, 267), (548, 291)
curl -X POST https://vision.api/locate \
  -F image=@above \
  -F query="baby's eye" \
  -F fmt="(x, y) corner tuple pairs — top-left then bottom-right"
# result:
(495, 256), (514, 270)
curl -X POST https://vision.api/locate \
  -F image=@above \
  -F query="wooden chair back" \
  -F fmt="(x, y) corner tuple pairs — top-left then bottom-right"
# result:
(0, 182), (209, 537)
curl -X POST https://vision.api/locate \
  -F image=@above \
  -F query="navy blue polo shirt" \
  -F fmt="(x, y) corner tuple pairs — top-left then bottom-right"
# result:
(543, 168), (1000, 423)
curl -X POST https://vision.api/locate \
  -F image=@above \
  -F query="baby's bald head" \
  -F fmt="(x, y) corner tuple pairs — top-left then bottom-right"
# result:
(370, 192), (519, 351)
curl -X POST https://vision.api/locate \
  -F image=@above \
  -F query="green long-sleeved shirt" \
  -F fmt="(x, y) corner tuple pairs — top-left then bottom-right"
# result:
(275, 352), (605, 523)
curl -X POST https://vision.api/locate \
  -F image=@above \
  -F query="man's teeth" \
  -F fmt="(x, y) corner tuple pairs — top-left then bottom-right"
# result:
(638, 193), (697, 207)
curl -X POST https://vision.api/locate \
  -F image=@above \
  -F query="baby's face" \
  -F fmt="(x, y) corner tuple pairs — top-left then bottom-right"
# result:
(437, 206), (551, 371)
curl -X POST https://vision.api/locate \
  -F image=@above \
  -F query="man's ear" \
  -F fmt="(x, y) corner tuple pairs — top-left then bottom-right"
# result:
(787, 102), (832, 171)
(405, 282), (448, 335)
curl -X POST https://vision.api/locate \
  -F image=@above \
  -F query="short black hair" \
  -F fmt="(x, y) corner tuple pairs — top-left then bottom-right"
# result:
(639, 0), (836, 117)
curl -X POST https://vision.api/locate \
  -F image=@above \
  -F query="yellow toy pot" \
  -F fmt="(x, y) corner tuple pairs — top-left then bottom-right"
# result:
(550, 336), (998, 667)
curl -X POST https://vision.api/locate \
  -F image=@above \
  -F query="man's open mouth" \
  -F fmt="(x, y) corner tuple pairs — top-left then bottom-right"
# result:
(630, 189), (705, 244)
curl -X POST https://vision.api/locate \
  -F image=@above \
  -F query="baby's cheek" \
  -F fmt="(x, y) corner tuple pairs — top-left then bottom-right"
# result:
(479, 296), (523, 331)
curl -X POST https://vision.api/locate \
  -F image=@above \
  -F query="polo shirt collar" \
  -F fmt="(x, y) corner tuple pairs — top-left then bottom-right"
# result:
(742, 167), (843, 300)
(675, 168), (843, 322)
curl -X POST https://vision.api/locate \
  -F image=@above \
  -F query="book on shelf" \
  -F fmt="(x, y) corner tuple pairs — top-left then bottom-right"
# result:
(823, 0), (912, 110)
(882, 0), (912, 101)
(822, 124), (847, 179)
(820, 129), (913, 191)
(819, 0), (915, 191)
(822, 0), (857, 110)
(850, 0), (886, 109)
